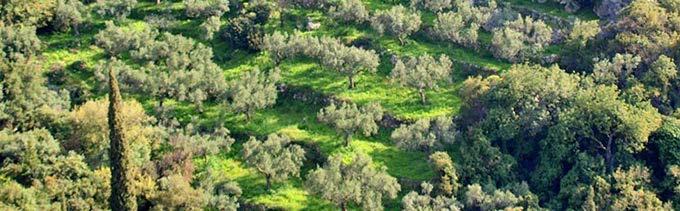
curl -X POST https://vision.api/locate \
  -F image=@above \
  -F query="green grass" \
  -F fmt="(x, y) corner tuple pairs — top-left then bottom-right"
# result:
(223, 99), (435, 180)
(248, 6), (511, 119)
(36, 1), (578, 210)
(63, 0), (510, 120)
(277, 59), (463, 120)
(196, 153), (335, 210)
(189, 99), (434, 210)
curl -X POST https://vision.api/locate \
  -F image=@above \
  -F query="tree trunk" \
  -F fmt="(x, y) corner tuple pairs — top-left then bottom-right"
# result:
(341, 202), (347, 211)
(158, 97), (164, 110)
(74, 24), (80, 36)
(419, 88), (426, 104)
(196, 103), (204, 114)
(605, 137), (613, 173)
(279, 10), (286, 27)
(245, 108), (252, 122)
(344, 133), (352, 147)
(266, 175), (271, 191)
(348, 75), (355, 89)
(399, 37), (405, 45)
(156, 0), (160, 4)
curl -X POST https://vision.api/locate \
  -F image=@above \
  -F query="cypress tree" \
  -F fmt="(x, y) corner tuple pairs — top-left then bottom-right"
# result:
(108, 63), (136, 210)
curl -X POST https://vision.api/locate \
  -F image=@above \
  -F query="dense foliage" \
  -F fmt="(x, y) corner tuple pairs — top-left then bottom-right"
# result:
(2, 0), (680, 210)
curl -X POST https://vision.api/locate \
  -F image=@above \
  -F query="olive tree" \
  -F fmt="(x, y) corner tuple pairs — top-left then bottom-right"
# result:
(136, 33), (227, 110)
(96, 32), (227, 112)
(228, 68), (280, 121)
(321, 43), (380, 89)
(261, 32), (379, 88)
(491, 15), (552, 62)
(200, 15), (222, 41)
(402, 182), (462, 211)
(261, 31), (292, 66)
(144, 13), (178, 32)
(391, 116), (457, 152)
(329, 0), (370, 23)
(0, 0), (57, 27)
(566, 19), (600, 49)
(53, 0), (87, 35)
(464, 183), (539, 210)
(560, 19), (600, 71)
(306, 153), (400, 211)
(391, 54), (452, 104)
(430, 151), (460, 196)
(371, 5), (422, 45)
(317, 102), (383, 147)
(94, 21), (158, 57)
(592, 53), (641, 87)
(410, 0), (452, 12)
(184, 0), (230, 18)
(0, 24), (42, 60)
(95, 0), (137, 20)
(242, 134), (306, 191)
(432, 11), (480, 48)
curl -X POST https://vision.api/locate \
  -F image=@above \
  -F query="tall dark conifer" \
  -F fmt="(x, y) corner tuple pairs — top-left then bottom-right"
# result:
(108, 65), (136, 210)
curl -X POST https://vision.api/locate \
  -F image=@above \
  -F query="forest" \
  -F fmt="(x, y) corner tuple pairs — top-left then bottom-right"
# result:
(1, 0), (679, 210)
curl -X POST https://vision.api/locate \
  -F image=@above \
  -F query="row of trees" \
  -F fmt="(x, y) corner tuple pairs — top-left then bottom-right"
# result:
(326, 0), (554, 63)
(95, 22), (285, 120)
(263, 32), (458, 103)
(262, 31), (379, 89)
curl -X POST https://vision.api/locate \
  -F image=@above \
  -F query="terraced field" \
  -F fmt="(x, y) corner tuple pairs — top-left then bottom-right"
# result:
(37, 0), (587, 209)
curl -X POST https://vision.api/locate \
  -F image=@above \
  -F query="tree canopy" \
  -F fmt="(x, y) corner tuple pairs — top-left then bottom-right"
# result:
(306, 153), (400, 211)
(371, 5), (422, 45)
(317, 102), (384, 146)
(242, 134), (306, 190)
